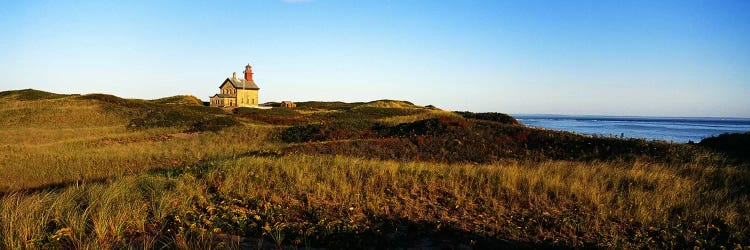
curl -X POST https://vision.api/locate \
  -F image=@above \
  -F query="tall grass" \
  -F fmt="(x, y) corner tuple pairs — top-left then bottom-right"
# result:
(0, 95), (274, 192)
(0, 97), (126, 129)
(1, 154), (746, 248)
(0, 90), (747, 248)
(0, 125), (273, 192)
(376, 109), (460, 126)
(209, 155), (748, 247)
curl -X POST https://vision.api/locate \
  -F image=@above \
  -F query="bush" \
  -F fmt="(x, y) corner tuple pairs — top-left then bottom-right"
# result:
(377, 116), (470, 137)
(233, 101), (429, 126)
(281, 124), (325, 143)
(233, 107), (300, 117)
(78, 94), (145, 108)
(327, 107), (425, 121)
(284, 117), (706, 164)
(280, 121), (377, 143)
(234, 107), (306, 125)
(262, 101), (281, 107)
(128, 110), (201, 129)
(295, 101), (361, 111)
(700, 132), (750, 163)
(183, 105), (227, 115)
(455, 111), (519, 125)
(189, 116), (240, 132)
(129, 108), (240, 132)
(268, 106), (427, 131)
(150, 95), (204, 106)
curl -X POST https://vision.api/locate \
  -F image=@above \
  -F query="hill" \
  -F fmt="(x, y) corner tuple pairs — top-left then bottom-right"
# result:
(0, 89), (238, 132)
(0, 88), (74, 101)
(0, 89), (748, 249)
(149, 95), (204, 106)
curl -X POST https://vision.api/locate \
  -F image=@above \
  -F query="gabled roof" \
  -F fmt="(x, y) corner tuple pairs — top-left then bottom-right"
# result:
(220, 78), (260, 90)
(210, 93), (235, 98)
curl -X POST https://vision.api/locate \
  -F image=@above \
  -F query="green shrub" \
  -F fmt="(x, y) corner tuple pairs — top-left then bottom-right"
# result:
(455, 111), (519, 125)
(233, 101), (428, 126)
(377, 116), (470, 137)
(295, 101), (361, 111)
(128, 110), (201, 129)
(183, 105), (227, 115)
(281, 124), (325, 143)
(77, 93), (240, 132)
(327, 107), (424, 121)
(150, 95), (203, 106)
(234, 107), (306, 125)
(78, 94), (146, 108)
(259, 101), (283, 107)
(285, 117), (708, 164)
(128, 108), (239, 132)
(700, 132), (750, 163)
(189, 116), (240, 132)
(280, 120), (382, 143)
(233, 107), (300, 117)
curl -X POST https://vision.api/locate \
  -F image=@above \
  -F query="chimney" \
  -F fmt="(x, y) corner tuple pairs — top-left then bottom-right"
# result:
(232, 72), (237, 80)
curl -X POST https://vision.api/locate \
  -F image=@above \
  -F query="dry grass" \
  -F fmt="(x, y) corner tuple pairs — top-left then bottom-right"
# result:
(0, 97), (125, 129)
(1, 154), (747, 248)
(376, 109), (461, 126)
(0, 90), (748, 248)
(0, 94), (273, 192)
(0, 125), (272, 192)
(210, 155), (749, 246)
(353, 100), (420, 109)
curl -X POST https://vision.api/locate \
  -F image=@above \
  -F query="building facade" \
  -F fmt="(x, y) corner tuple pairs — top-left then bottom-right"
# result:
(209, 64), (260, 108)
(280, 101), (296, 108)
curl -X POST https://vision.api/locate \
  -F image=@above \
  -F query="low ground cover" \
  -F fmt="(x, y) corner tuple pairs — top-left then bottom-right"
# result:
(0, 89), (748, 249)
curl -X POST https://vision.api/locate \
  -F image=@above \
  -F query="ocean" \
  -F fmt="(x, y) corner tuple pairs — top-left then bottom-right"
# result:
(514, 115), (750, 143)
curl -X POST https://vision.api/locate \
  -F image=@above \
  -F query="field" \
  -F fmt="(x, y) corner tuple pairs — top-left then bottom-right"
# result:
(0, 89), (748, 249)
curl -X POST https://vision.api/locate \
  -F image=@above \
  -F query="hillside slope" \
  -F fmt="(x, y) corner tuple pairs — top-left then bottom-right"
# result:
(0, 89), (748, 249)
(0, 89), (237, 131)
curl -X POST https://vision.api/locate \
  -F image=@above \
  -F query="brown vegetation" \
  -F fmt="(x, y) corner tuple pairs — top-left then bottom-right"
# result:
(0, 89), (748, 249)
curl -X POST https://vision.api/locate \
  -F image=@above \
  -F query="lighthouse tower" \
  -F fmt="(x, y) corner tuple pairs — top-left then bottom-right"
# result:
(244, 64), (254, 82)
(209, 63), (260, 108)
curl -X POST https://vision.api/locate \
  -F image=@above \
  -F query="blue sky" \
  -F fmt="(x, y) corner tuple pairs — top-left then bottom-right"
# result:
(1, 0), (748, 117)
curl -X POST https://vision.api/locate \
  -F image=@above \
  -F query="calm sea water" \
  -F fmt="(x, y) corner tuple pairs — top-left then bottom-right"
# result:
(514, 115), (750, 143)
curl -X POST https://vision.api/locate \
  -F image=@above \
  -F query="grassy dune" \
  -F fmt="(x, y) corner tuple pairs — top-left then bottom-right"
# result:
(0, 90), (263, 192)
(0, 89), (748, 249)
